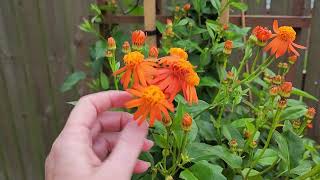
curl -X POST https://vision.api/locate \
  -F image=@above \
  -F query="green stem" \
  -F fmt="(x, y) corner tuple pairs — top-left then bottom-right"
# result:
(245, 108), (282, 180)
(216, 105), (225, 144)
(251, 48), (261, 73)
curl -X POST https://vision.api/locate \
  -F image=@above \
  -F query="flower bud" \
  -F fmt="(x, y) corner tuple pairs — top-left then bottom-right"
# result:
(269, 86), (279, 96)
(223, 40), (233, 55)
(149, 46), (159, 58)
(122, 41), (131, 54)
(279, 82), (292, 98)
(305, 107), (316, 120)
(252, 26), (272, 45)
(223, 24), (229, 30)
(162, 117), (172, 127)
(182, 113), (192, 132)
(226, 71), (234, 80)
(229, 139), (238, 152)
(272, 75), (283, 85)
(166, 19), (173, 27)
(278, 98), (287, 109)
(243, 130), (251, 139)
(183, 3), (191, 11)
(263, 72), (272, 84)
(162, 149), (170, 157)
(166, 176), (174, 180)
(175, 6), (180, 12)
(250, 141), (258, 149)
(288, 55), (297, 65)
(307, 123), (313, 129)
(105, 50), (113, 58)
(292, 120), (301, 129)
(132, 30), (146, 50)
(107, 37), (116, 50)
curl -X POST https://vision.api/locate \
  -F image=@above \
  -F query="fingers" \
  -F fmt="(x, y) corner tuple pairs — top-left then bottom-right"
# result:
(92, 132), (153, 160)
(100, 121), (149, 176)
(65, 91), (132, 131)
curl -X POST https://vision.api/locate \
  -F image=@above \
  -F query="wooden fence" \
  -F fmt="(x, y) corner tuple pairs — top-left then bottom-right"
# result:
(0, 0), (318, 179)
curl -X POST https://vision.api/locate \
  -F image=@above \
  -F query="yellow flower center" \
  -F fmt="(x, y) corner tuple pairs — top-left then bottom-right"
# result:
(123, 51), (144, 67)
(278, 26), (296, 41)
(142, 85), (165, 105)
(185, 72), (200, 86)
(173, 59), (194, 73)
(169, 48), (188, 60)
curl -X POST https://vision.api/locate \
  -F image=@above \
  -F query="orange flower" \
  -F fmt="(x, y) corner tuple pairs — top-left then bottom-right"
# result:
(132, 30), (146, 49)
(149, 46), (159, 58)
(252, 26), (272, 42)
(183, 3), (191, 11)
(113, 51), (157, 89)
(169, 47), (188, 60)
(125, 85), (174, 126)
(264, 20), (306, 58)
(152, 50), (199, 104)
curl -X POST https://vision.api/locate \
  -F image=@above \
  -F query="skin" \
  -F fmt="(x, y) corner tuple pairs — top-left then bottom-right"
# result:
(45, 91), (153, 180)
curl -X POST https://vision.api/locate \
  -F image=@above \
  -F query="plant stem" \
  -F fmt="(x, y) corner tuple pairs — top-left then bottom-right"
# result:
(216, 104), (225, 144)
(245, 108), (282, 179)
(241, 56), (274, 84)
(251, 48), (261, 73)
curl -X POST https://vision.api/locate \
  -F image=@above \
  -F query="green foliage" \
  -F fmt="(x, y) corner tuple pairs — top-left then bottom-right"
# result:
(60, 71), (86, 92)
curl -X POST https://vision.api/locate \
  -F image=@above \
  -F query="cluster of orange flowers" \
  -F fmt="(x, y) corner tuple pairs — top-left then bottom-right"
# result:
(251, 20), (306, 58)
(112, 31), (199, 126)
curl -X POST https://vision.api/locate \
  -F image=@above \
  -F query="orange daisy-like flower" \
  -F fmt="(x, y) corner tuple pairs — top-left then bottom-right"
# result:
(264, 20), (306, 58)
(132, 30), (146, 49)
(125, 85), (174, 126)
(113, 51), (157, 89)
(152, 50), (199, 104)
(169, 48), (188, 60)
(252, 26), (272, 42)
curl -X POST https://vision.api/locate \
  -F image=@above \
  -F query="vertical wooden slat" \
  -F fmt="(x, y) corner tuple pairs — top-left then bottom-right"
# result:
(304, 0), (320, 141)
(144, 0), (157, 46)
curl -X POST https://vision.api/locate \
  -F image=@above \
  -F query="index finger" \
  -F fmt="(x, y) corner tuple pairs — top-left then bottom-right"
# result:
(65, 91), (132, 130)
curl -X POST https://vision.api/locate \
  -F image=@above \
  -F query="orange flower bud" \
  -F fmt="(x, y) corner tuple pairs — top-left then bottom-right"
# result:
(132, 30), (146, 50)
(288, 55), (297, 65)
(243, 130), (251, 139)
(250, 141), (258, 149)
(306, 123), (313, 129)
(122, 41), (131, 53)
(223, 40), (233, 55)
(223, 24), (229, 30)
(149, 46), (159, 58)
(278, 98), (287, 109)
(107, 37), (116, 50)
(105, 50), (113, 58)
(272, 75), (283, 85)
(162, 116), (172, 127)
(166, 19), (173, 26)
(292, 120), (301, 129)
(305, 107), (316, 119)
(279, 82), (292, 98)
(175, 6), (180, 12)
(229, 139), (238, 152)
(226, 71), (234, 80)
(182, 113), (192, 131)
(252, 26), (272, 42)
(269, 86), (279, 96)
(183, 3), (191, 11)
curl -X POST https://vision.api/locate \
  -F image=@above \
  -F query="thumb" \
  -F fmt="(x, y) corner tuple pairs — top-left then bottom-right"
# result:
(101, 121), (149, 177)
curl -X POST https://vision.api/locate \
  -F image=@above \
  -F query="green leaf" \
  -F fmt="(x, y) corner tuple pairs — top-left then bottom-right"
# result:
(231, 118), (254, 128)
(187, 143), (242, 169)
(210, 0), (221, 12)
(280, 106), (307, 120)
(283, 130), (305, 167)
(291, 88), (318, 101)
(199, 76), (220, 88)
(196, 120), (216, 141)
(273, 131), (290, 168)
(180, 169), (199, 180)
(200, 49), (211, 66)
(254, 149), (278, 166)
(290, 161), (312, 176)
(186, 100), (210, 115)
(92, 58), (105, 78)
(230, 2), (248, 11)
(176, 18), (189, 26)
(60, 71), (86, 92)
(67, 101), (78, 106)
(241, 168), (262, 179)
(100, 72), (109, 90)
(192, 0), (201, 13)
(188, 160), (227, 180)
(222, 124), (245, 147)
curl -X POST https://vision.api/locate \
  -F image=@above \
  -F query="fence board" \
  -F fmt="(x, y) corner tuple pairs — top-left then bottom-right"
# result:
(304, 0), (320, 142)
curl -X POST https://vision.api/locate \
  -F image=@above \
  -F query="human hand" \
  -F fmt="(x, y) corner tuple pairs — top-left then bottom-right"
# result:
(45, 91), (153, 180)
